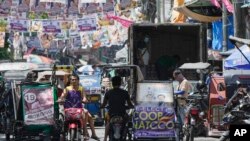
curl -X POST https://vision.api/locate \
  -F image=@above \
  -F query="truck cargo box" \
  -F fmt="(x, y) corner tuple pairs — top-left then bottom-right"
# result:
(128, 23), (207, 80)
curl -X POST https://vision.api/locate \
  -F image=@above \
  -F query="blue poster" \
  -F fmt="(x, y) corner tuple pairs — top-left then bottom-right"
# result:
(79, 75), (101, 94)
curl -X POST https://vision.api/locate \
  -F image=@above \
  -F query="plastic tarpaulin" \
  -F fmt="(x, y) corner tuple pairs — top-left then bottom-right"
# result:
(224, 45), (250, 70)
(212, 15), (234, 51)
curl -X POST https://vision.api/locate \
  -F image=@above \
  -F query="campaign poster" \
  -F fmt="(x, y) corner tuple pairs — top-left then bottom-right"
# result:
(92, 27), (109, 47)
(42, 20), (61, 33)
(0, 0), (12, 17)
(77, 16), (97, 32)
(9, 19), (30, 32)
(30, 0), (50, 13)
(85, 3), (102, 15)
(49, 2), (66, 17)
(79, 75), (101, 95)
(133, 82), (176, 138)
(38, 32), (54, 49)
(68, 0), (79, 15)
(22, 85), (55, 125)
(80, 31), (94, 49)
(98, 0), (115, 26)
(0, 32), (5, 48)
(60, 20), (73, 30)
(17, 0), (30, 13)
(30, 20), (43, 32)
(25, 36), (42, 49)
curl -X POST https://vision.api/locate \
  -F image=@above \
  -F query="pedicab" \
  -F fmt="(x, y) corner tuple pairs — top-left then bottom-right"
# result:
(206, 75), (227, 137)
(133, 80), (181, 141)
(11, 64), (64, 141)
(0, 62), (39, 140)
(79, 73), (105, 126)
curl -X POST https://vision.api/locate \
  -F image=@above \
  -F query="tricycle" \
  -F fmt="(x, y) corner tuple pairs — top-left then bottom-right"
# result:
(13, 82), (63, 141)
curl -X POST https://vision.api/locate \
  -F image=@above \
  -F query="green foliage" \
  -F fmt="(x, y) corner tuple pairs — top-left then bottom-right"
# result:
(40, 12), (49, 19)
(0, 19), (7, 27)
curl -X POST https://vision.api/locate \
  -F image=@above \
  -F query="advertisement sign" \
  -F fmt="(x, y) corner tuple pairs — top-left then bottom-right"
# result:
(42, 20), (61, 33)
(77, 16), (97, 32)
(79, 75), (101, 94)
(22, 85), (54, 125)
(133, 82), (175, 138)
(9, 19), (30, 32)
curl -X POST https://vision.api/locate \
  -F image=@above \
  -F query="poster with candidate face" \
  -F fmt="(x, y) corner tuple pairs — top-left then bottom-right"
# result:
(42, 20), (61, 33)
(0, 0), (12, 17)
(22, 85), (55, 125)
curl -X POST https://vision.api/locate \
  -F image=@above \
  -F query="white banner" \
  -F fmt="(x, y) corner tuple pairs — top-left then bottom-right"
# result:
(42, 20), (61, 33)
(80, 0), (106, 3)
(77, 16), (97, 32)
(9, 19), (30, 32)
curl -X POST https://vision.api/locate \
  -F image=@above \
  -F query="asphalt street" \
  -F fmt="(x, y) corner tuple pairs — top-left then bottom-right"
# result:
(0, 126), (220, 141)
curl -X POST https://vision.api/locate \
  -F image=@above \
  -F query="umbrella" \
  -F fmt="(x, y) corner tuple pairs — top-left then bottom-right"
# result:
(224, 45), (250, 70)
(23, 54), (54, 64)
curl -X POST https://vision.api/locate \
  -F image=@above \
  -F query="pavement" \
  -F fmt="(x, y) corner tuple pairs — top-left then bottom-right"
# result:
(0, 126), (220, 141)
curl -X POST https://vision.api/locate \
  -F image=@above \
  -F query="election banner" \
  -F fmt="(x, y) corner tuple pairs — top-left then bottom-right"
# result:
(0, 32), (5, 48)
(17, 0), (31, 13)
(49, 2), (66, 16)
(30, 0), (50, 13)
(22, 85), (55, 125)
(133, 82), (176, 138)
(42, 20), (61, 33)
(77, 16), (97, 32)
(30, 20), (43, 32)
(68, 0), (79, 15)
(9, 19), (30, 32)
(0, 0), (12, 17)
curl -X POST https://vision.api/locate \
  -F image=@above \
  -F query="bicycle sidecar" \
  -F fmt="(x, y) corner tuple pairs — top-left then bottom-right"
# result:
(13, 82), (63, 141)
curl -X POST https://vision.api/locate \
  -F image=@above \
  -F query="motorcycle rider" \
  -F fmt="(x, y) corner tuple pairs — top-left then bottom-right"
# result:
(101, 76), (134, 141)
(57, 74), (89, 140)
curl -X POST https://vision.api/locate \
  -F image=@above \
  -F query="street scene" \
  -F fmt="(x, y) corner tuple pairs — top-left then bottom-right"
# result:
(1, 0), (250, 141)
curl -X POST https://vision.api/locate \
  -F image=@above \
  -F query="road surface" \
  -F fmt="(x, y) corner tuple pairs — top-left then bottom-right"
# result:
(0, 126), (220, 141)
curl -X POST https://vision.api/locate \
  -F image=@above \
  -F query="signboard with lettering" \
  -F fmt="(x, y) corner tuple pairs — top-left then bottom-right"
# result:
(22, 84), (55, 125)
(133, 82), (176, 138)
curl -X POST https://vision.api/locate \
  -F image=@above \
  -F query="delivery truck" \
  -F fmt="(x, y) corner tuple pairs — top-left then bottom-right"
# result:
(128, 23), (207, 80)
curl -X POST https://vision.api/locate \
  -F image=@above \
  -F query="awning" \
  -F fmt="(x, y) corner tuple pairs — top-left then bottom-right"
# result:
(179, 62), (211, 69)
(174, 0), (223, 22)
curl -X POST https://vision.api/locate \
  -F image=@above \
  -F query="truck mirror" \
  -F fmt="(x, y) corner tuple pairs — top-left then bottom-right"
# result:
(217, 82), (225, 91)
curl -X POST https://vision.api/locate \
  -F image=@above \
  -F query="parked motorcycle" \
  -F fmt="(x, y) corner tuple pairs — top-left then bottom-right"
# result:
(58, 100), (85, 141)
(183, 82), (208, 141)
(0, 81), (14, 140)
(219, 86), (250, 141)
